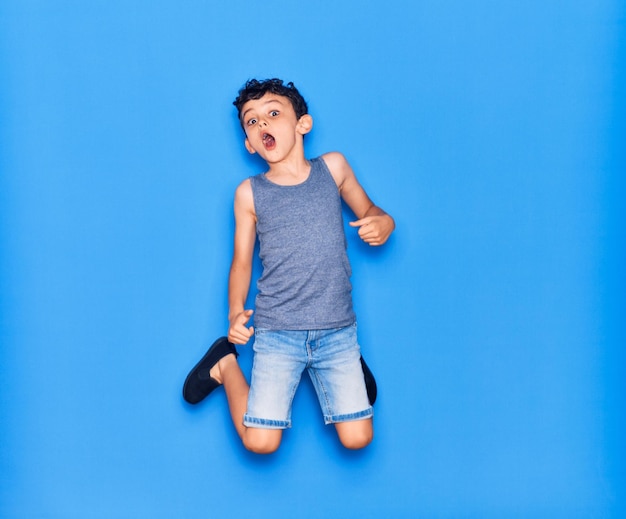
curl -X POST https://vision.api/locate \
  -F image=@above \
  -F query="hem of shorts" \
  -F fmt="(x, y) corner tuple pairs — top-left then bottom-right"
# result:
(323, 406), (373, 425)
(243, 414), (291, 430)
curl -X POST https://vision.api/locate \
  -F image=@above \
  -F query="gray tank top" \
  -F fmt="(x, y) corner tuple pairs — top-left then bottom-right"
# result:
(250, 156), (355, 330)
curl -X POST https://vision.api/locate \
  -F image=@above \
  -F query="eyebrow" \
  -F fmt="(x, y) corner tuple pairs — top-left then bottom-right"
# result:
(241, 98), (285, 120)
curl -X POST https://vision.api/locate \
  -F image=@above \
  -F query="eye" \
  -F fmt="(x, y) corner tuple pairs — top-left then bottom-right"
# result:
(270, 110), (279, 117)
(246, 117), (257, 126)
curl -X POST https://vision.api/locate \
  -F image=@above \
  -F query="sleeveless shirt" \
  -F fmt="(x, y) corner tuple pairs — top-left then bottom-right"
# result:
(249, 156), (355, 330)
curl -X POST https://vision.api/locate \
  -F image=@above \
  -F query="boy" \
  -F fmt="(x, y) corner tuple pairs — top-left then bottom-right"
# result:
(183, 79), (394, 454)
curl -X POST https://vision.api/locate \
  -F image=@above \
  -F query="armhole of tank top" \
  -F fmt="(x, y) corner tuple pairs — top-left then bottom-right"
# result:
(315, 155), (342, 193)
(248, 175), (260, 216)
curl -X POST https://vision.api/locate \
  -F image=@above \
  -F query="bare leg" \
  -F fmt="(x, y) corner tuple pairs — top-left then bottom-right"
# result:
(334, 418), (374, 450)
(211, 354), (282, 454)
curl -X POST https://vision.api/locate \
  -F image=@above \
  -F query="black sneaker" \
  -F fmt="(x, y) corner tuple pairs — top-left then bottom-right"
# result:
(182, 337), (238, 404)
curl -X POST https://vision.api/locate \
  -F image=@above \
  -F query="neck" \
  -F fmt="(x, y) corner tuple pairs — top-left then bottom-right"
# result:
(264, 151), (310, 184)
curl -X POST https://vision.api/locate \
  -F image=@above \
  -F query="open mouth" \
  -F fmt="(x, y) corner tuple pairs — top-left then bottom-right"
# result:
(262, 132), (276, 150)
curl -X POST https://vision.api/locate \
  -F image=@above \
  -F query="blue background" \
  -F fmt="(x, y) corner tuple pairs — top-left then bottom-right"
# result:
(1, 1), (624, 518)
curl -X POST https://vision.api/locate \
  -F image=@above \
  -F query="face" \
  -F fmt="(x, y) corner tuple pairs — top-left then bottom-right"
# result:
(240, 93), (311, 163)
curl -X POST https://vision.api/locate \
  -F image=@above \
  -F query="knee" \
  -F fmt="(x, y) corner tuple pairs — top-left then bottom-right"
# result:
(244, 439), (280, 454)
(338, 427), (374, 450)
(242, 430), (282, 454)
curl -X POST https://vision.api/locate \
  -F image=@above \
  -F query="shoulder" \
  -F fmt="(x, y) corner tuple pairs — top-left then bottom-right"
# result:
(320, 151), (349, 172)
(234, 177), (253, 198)
(234, 178), (256, 215)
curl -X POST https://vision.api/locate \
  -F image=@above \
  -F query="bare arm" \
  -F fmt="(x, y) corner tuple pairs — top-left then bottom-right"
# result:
(322, 151), (395, 246)
(228, 179), (257, 344)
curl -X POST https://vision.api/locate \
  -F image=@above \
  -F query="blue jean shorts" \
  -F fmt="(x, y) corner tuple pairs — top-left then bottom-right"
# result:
(243, 323), (373, 429)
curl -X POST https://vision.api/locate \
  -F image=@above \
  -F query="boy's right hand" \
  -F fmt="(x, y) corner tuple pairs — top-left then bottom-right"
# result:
(228, 309), (254, 345)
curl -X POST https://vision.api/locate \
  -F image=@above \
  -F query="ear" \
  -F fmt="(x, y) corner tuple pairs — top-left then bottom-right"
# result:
(244, 138), (257, 155)
(297, 114), (313, 135)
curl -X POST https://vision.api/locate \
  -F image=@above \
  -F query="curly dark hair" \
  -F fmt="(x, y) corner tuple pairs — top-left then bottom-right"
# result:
(233, 78), (308, 125)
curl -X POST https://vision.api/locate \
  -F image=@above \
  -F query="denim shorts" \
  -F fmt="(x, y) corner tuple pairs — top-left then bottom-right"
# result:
(243, 323), (373, 429)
